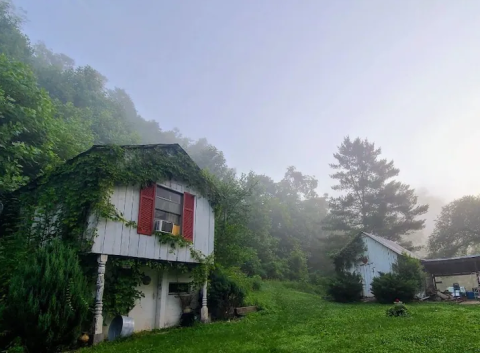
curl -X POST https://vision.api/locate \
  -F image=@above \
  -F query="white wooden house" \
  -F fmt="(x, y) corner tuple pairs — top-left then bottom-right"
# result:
(85, 144), (215, 343)
(346, 232), (419, 297)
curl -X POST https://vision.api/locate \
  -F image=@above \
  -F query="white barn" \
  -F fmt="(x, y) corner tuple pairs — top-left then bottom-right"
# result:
(347, 232), (419, 297)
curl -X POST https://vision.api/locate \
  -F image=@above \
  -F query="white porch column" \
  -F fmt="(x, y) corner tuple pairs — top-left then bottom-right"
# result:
(158, 269), (169, 328)
(200, 280), (209, 323)
(93, 254), (108, 345)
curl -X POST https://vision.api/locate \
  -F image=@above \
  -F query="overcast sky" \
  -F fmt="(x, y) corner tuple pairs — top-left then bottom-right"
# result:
(14, 0), (480, 201)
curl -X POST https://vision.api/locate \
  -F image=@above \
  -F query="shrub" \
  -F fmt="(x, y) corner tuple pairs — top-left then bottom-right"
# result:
(241, 256), (265, 278)
(2, 239), (91, 353)
(208, 268), (246, 320)
(3, 338), (24, 353)
(393, 254), (425, 290)
(326, 272), (363, 303)
(309, 271), (329, 287)
(386, 299), (409, 317)
(251, 275), (262, 291)
(264, 260), (287, 280)
(371, 272), (418, 303)
(371, 255), (425, 304)
(287, 246), (308, 282)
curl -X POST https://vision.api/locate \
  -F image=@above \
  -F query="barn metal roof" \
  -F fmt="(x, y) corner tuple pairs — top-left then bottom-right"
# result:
(336, 231), (419, 260)
(361, 232), (419, 259)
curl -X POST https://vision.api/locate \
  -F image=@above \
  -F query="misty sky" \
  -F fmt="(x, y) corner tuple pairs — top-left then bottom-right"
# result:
(14, 0), (480, 201)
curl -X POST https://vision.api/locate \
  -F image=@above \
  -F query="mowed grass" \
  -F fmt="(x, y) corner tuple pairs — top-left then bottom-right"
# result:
(83, 282), (480, 353)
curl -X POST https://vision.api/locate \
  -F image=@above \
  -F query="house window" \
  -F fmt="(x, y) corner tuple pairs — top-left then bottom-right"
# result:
(137, 184), (195, 238)
(155, 186), (183, 233)
(168, 282), (190, 294)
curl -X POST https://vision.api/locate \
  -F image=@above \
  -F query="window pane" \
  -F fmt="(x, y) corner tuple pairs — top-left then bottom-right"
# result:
(155, 210), (180, 225)
(170, 192), (182, 204)
(157, 187), (182, 204)
(155, 209), (167, 219)
(169, 282), (190, 294)
(157, 187), (170, 199)
(155, 198), (182, 215)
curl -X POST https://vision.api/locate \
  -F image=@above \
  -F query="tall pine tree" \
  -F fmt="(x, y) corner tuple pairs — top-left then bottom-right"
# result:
(324, 137), (428, 246)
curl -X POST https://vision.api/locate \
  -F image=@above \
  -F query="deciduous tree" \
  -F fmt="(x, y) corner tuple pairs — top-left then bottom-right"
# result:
(428, 195), (480, 258)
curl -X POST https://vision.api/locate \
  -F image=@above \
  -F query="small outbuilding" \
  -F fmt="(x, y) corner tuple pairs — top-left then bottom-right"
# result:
(339, 232), (419, 297)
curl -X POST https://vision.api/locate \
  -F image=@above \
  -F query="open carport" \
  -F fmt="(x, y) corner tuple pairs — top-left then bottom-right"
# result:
(421, 255), (480, 295)
(422, 255), (480, 277)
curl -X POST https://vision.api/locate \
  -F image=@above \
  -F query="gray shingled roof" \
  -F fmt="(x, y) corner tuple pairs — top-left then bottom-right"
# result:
(362, 232), (419, 259)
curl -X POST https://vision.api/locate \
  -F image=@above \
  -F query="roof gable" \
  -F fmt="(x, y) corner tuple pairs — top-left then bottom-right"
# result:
(362, 232), (418, 258)
(10, 143), (218, 204)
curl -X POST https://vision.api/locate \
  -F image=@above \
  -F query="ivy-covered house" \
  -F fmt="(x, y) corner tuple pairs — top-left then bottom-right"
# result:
(335, 232), (419, 297)
(1, 144), (218, 344)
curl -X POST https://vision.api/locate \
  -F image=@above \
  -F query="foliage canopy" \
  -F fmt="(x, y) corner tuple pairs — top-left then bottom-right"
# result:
(428, 195), (480, 258)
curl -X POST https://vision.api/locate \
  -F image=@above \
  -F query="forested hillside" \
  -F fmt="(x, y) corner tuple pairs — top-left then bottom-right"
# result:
(0, 1), (335, 280)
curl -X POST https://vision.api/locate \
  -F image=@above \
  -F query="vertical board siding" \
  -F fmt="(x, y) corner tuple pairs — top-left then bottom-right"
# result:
(353, 236), (399, 297)
(112, 186), (127, 255)
(91, 181), (214, 263)
(102, 187), (123, 254)
(127, 187), (141, 256)
(120, 186), (135, 256)
(208, 207), (215, 255)
(89, 214), (102, 253)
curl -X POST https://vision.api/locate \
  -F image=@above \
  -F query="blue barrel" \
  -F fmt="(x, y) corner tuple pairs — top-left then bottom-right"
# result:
(108, 315), (134, 341)
(466, 291), (475, 300)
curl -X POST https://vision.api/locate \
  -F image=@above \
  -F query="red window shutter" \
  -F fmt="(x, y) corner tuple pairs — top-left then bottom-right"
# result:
(137, 184), (156, 235)
(182, 192), (195, 242)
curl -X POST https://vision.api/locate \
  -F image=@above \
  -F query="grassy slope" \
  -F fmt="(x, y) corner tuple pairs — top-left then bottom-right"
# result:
(83, 282), (480, 353)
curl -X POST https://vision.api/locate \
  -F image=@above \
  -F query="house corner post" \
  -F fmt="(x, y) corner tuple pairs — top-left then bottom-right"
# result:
(93, 254), (108, 345)
(200, 279), (209, 323)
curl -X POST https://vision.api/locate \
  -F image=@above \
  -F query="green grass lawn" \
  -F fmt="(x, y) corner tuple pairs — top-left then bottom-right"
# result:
(83, 282), (480, 353)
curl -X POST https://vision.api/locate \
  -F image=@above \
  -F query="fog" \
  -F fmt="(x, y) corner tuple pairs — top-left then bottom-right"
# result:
(4, 4), (480, 351)
(12, 0), (480, 205)
(403, 188), (446, 256)
(7, 0), (480, 255)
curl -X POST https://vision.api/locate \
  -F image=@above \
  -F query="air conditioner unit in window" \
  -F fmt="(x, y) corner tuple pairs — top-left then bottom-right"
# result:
(154, 220), (174, 233)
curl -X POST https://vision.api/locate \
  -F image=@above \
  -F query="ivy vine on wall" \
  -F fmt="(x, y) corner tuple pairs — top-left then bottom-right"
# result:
(0, 144), (220, 315)
(332, 235), (367, 273)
